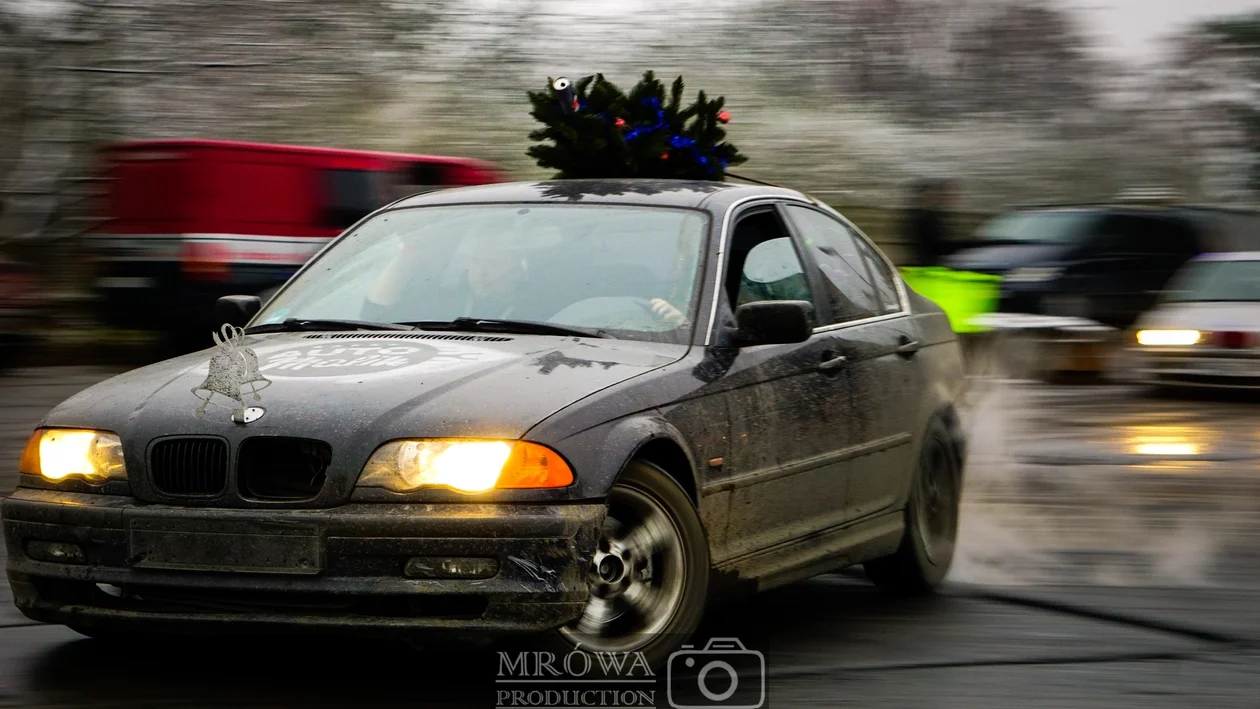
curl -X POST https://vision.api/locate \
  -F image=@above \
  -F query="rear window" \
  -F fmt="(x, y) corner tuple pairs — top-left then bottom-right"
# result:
(321, 169), (385, 229)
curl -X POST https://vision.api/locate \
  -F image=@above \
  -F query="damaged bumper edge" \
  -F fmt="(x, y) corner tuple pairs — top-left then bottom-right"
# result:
(2, 489), (605, 637)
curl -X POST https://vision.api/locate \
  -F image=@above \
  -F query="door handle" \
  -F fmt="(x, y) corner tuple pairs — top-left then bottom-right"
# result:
(895, 337), (921, 357)
(818, 353), (848, 371)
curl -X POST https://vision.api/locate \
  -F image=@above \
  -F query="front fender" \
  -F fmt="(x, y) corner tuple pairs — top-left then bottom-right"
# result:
(541, 415), (698, 500)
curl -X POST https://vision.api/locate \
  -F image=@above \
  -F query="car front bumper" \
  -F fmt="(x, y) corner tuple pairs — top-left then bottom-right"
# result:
(1129, 349), (1260, 389)
(3, 489), (604, 638)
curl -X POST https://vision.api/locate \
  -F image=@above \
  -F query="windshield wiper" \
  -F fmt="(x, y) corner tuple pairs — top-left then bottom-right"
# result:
(404, 317), (610, 339)
(245, 318), (414, 334)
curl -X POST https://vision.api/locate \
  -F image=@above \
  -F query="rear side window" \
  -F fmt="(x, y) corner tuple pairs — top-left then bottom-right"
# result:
(1146, 217), (1199, 256)
(856, 240), (900, 313)
(383, 162), (447, 202)
(783, 205), (883, 323)
(321, 169), (384, 229)
(1092, 215), (1144, 254)
(406, 162), (445, 190)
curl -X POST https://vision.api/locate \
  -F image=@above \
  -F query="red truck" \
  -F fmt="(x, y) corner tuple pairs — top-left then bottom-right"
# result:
(92, 139), (506, 350)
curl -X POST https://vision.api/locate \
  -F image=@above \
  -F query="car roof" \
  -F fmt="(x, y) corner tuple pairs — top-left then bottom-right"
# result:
(387, 179), (817, 214)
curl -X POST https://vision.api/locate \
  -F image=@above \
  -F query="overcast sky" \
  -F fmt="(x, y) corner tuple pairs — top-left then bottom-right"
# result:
(559, 0), (1260, 64)
(8, 0), (1260, 64)
(1068, 0), (1260, 61)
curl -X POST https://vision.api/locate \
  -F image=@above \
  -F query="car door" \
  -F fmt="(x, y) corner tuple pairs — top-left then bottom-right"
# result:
(782, 204), (920, 523)
(692, 204), (853, 564)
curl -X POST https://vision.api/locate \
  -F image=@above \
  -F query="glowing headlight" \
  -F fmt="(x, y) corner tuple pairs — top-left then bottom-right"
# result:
(1005, 266), (1063, 284)
(19, 429), (127, 483)
(357, 439), (574, 494)
(1134, 443), (1200, 456)
(1136, 329), (1201, 346)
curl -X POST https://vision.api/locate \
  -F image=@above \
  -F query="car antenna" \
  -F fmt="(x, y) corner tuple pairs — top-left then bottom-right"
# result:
(726, 172), (842, 206)
(725, 172), (783, 188)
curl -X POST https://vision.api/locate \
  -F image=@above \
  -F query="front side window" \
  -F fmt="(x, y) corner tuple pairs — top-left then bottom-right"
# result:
(384, 162), (446, 202)
(784, 205), (881, 324)
(257, 204), (709, 344)
(738, 237), (814, 307)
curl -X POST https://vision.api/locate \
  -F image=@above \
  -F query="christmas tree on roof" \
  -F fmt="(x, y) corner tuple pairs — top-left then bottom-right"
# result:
(527, 71), (747, 181)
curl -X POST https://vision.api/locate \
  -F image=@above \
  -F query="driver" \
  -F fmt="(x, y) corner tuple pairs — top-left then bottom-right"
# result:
(363, 236), (536, 322)
(363, 230), (691, 328)
(461, 245), (528, 319)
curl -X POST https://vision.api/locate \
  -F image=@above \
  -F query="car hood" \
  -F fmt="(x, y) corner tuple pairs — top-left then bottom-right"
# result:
(1138, 302), (1260, 332)
(945, 243), (1067, 274)
(43, 332), (686, 446)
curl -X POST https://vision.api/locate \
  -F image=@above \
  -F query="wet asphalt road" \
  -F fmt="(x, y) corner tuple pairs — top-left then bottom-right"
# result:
(1, 367), (1260, 707)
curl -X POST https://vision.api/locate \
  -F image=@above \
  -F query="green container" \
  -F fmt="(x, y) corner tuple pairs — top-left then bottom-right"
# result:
(898, 266), (1001, 333)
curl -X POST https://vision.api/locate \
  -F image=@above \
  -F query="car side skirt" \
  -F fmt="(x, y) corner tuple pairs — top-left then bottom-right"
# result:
(708, 509), (903, 597)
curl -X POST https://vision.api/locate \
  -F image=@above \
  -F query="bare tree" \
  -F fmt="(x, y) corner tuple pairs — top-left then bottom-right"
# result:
(0, 0), (466, 258)
(954, 3), (1098, 118)
(1154, 13), (1260, 201)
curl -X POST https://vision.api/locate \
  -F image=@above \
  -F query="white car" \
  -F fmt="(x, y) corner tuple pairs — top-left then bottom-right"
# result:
(1131, 252), (1260, 389)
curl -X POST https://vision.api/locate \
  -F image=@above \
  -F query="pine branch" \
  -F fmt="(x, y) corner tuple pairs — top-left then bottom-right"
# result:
(526, 70), (747, 181)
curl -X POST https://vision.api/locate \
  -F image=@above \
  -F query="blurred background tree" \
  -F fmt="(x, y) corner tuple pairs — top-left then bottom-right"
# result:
(1161, 13), (1260, 200)
(0, 0), (1255, 264)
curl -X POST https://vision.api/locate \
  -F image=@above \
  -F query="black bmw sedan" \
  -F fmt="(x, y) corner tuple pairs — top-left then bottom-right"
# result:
(3, 180), (966, 665)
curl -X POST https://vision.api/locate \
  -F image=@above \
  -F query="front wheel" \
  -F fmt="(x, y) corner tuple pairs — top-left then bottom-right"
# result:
(864, 418), (961, 594)
(553, 460), (709, 669)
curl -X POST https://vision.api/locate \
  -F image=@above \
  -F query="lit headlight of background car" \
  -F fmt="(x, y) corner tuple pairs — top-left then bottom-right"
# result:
(1135, 329), (1202, 346)
(18, 428), (127, 483)
(357, 439), (574, 494)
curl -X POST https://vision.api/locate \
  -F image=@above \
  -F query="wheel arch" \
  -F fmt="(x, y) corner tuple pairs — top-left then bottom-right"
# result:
(628, 436), (699, 505)
(549, 414), (701, 504)
(932, 402), (967, 470)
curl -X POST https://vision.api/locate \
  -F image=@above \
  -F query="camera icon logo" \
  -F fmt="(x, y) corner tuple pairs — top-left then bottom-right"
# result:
(666, 638), (766, 709)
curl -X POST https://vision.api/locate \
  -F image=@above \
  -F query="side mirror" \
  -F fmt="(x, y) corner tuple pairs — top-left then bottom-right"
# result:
(731, 300), (816, 346)
(216, 295), (262, 329)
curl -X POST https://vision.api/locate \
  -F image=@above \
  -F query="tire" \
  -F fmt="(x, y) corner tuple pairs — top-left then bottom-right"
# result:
(864, 418), (961, 595)
(550, 460), (710, 669)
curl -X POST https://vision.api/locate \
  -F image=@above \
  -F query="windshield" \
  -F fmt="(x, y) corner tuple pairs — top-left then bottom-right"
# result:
(255, 204), (709, 343)
(1163, 260), (1260, 303)
(975, 210), (1100, 244)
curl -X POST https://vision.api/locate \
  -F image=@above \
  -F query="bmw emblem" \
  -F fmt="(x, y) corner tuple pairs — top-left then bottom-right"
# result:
(232, 406), (266, 424)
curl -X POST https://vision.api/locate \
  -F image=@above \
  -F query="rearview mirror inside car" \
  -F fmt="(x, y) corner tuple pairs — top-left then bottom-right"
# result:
(216, 295), (262, 329)
(731, 300), (815, 346)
